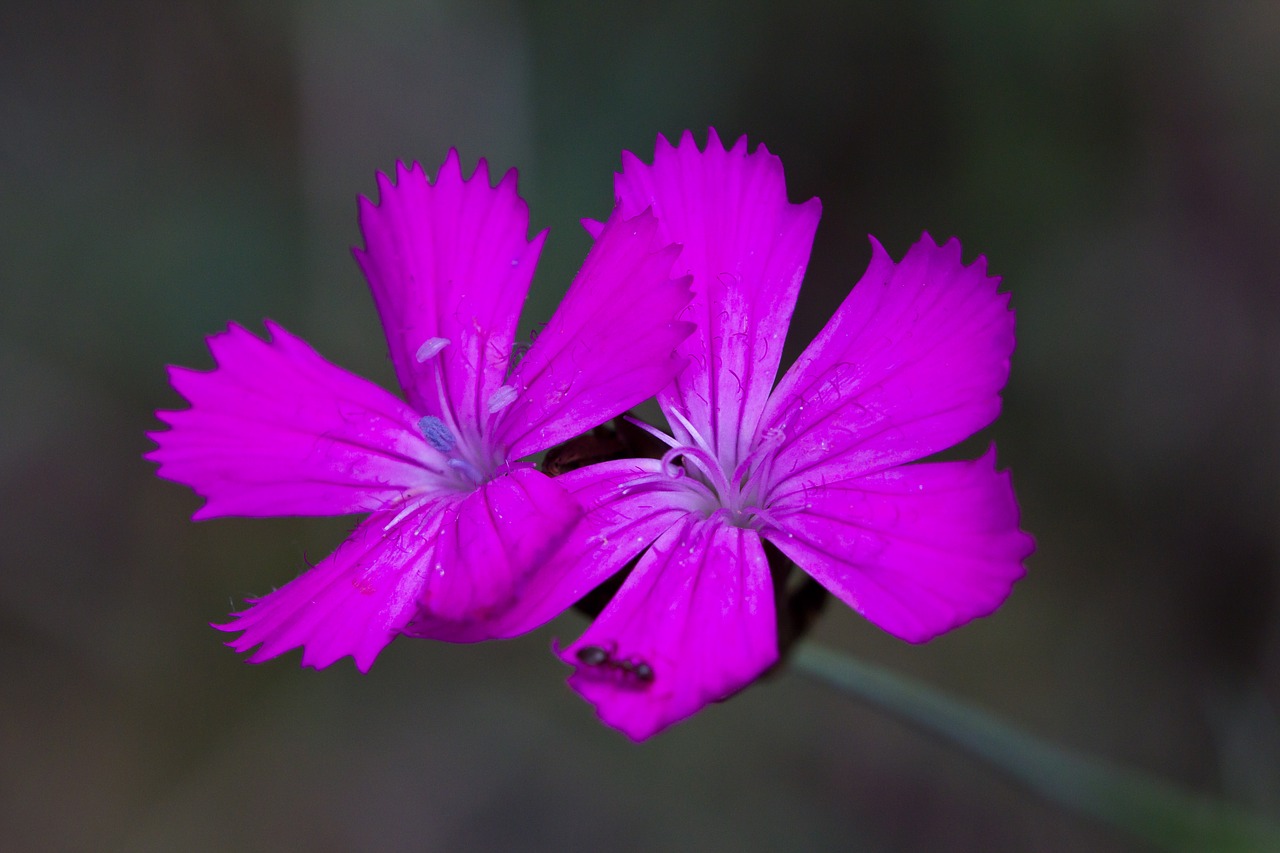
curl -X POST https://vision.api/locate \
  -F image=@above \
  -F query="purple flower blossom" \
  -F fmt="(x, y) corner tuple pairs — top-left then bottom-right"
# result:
(147, 151), (693, 671)
(452, 130), (1035, 739)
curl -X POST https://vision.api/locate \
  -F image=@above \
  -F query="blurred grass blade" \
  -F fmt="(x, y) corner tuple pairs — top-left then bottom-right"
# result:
(792, 643), (1280, 852)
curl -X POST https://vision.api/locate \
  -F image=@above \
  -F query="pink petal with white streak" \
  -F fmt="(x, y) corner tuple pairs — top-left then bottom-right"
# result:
(762, 235), (1015, 491)
(495, 209), (694, 459)
(217, 504), (454, 671)
(406, 458), (686, 641)
(606, 129), (821, 468)
(561, 514), (777, 740)
(415, 467), (582, 623)
(765, 447), (1032, 643)
(354, 153), (546, 427)
(147, 321), (442, 519)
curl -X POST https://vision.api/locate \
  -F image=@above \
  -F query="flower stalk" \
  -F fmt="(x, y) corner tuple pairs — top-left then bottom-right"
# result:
(792, 643), (1280, 852)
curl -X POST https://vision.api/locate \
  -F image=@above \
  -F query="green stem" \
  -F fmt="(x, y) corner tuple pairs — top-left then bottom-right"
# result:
(791, 643), (1280, 852)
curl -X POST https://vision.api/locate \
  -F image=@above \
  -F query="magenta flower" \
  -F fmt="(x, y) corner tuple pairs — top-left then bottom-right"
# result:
(464, 130), (1034, 739)
(147, 151), (693, 671)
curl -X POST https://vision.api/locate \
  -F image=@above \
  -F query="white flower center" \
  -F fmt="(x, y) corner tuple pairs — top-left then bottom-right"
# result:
(629, 411), (786, 531)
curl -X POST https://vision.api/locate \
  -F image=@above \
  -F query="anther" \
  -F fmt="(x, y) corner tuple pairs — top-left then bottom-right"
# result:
(487, 384), (518, 413)
(417, 415), (457, 453)
(448, 457), (486, 486)
(415, 337), (450, 362)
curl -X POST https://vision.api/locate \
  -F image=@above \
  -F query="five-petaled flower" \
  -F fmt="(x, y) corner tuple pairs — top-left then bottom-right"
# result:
(146, 152), (693, 671)
(451, 130), (1034, 740)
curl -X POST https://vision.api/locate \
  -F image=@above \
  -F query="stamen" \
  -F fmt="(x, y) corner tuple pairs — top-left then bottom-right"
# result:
(487, 384), (519, 413)
(667, 406), (712, 452)
(384, 493), (430, 531)
(415, 337), (450, 362)
(417, 415), (457, 453)
(660, 446), (731, 504)
(623, 415), (681, 449)
(732, 425), (787, 486)
(426, 343), (465, 443)
(658, 452), (687, 480)
(615, 472), (682, 499)
(743, 505), (785, 533)
(448, 457), (486, 487)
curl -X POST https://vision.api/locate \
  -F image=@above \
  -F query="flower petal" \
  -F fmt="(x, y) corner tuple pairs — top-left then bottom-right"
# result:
(147, 321), (440, 519)
(494, 209), (695, 458)
(415, 467), (583, 623)
(764, 447), (1033, 643)
(216, 504), (452, 671)
(762, 235), (1015, 491)
(560, 515), (778, 740)
(609, 129), (822, 468)
(354, 153), (546, 430)
(405, 459), (685, 641)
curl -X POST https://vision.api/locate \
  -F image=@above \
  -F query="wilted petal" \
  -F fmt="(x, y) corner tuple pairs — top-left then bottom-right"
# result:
(354, 153), (546, 428)
(217, 504), (452, 671)
(416, 467), (582, 623)
(763, 235), (1015, 490)
(561, 515), (777, 740)
(765, 447), (1032, 643)
(147, 321), (440, 519)
(494, 209), (694, 458)
(408, 458), (686, 641)
(607, 129), (822, 466)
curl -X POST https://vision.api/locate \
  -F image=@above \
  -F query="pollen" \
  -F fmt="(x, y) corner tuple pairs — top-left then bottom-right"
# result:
(487, 384), (519, 413)
(417, 415), (457, 453)
(415, 337), (450, 362)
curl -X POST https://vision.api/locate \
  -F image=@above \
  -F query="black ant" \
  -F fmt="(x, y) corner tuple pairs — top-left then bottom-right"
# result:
(574, 643), (655, 687)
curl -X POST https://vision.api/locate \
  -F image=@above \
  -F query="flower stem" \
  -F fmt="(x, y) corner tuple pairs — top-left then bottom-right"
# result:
(791, 643), (1280, 852)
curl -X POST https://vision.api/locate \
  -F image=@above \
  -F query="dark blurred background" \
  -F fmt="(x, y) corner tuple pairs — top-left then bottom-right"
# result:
(3, 1), (1278, 850)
